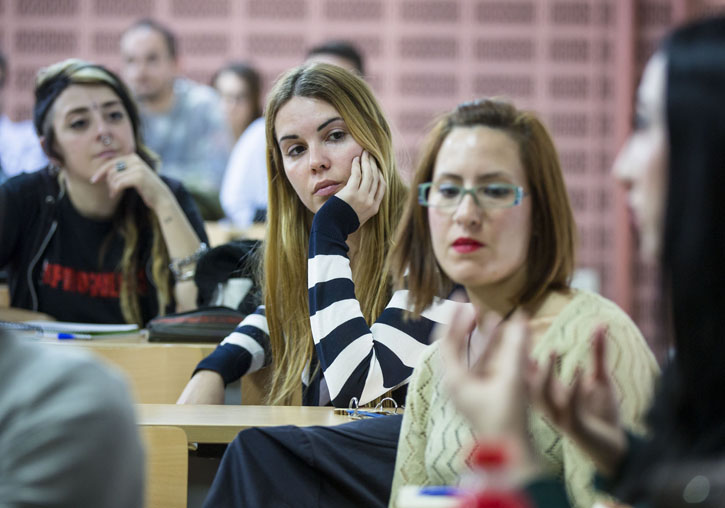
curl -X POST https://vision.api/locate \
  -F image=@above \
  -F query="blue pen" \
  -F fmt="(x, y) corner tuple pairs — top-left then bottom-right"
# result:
(419, 486), (463, 496)
(345, 409), (387, 418)
(50, 332), (93, 340)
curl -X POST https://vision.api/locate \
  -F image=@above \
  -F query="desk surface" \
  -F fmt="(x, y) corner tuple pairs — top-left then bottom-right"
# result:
(137, 404), (350, 443)
(38, 335), (218, 404)
(36, 332), (216, 350)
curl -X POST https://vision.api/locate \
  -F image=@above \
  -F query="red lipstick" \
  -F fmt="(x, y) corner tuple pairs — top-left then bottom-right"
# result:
(452, 237), (484, 253)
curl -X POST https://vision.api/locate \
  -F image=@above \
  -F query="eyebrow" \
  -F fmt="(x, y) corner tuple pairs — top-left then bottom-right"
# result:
(278, 116), (343, 143)
(435, 171), (511, 181)
(64, 100), (122, 118)
(317, 116), (342, 131)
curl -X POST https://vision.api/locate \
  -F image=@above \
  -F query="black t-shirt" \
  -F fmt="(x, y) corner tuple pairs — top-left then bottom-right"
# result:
(36, 196), (159, 324)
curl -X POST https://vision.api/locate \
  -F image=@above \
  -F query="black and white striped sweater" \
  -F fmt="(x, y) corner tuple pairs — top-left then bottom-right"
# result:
(195, 196), (467, 407)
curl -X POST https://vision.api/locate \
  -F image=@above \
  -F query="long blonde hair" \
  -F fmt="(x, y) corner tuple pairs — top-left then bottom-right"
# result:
(34, 59), (172, 325)
(263, 63), (407, 405)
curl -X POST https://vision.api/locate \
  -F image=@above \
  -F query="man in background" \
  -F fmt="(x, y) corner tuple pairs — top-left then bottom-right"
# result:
(120, 19), (231, 219)
(0, 51), (47, 183)
(306, 40), (365, 76)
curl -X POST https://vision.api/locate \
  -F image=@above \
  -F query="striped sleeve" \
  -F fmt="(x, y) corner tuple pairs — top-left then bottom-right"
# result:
(308, 196), (470, 407)
(194, 305), (271, 385)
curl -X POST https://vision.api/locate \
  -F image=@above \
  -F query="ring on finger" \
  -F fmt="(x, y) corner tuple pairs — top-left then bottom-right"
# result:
(115, 161), (127, 172)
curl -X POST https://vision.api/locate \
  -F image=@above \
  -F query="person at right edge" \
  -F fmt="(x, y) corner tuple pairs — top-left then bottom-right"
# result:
(434, 14), (725, 508)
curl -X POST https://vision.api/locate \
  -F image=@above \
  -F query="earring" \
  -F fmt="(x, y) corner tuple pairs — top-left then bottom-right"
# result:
(101, 135), (112, 146)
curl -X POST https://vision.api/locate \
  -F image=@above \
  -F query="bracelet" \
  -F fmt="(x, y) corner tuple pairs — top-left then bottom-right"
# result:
(169, 242), (209, 281)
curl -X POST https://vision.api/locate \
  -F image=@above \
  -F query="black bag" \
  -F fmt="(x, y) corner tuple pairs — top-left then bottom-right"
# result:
(147, 306), (245, 343)
(194, 240), (261, 315)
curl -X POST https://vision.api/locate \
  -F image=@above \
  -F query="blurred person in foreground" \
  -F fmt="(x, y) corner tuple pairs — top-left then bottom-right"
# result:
(441, 15), (725, 508)
(0, 327), (144, 507)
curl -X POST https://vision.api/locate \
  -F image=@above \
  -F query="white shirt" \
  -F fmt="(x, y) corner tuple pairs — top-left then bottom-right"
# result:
(220, 117), (268, 228)
(0, 115), (47, 180)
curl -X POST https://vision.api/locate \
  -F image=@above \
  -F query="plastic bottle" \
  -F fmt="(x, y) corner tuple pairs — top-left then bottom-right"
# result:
(458, 442), (533, 508)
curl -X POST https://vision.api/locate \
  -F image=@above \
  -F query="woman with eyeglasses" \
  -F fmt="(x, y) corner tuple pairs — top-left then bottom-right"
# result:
(386, 99), (659, 508)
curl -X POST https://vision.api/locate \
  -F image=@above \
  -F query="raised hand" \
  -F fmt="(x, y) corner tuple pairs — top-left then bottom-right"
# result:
(526, 327), (628, 477)
(441, 307), (529, 437)
(335, 150), (386, 227)
(441, 307), (543, 483)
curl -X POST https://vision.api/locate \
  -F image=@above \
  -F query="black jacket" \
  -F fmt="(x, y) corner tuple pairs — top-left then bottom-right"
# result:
(0, 167), (207, 315)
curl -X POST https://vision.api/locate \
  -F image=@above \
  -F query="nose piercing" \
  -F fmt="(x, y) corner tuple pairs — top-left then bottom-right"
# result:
(101, 135), (112, 146)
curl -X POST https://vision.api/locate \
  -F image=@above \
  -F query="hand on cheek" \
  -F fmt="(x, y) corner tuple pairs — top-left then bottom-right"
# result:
(335, 150), (386, 227)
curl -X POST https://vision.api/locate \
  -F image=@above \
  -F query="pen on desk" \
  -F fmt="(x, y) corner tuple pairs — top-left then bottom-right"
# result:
(43, 332), (94, 340)
(345, 409), (387, 418)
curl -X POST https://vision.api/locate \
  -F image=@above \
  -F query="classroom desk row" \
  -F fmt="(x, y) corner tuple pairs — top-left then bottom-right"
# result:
(138, 403), (348, 443)
(36, 332), (272, 405)
(138, 404), (350, 508)
(5, 313), (348, 507)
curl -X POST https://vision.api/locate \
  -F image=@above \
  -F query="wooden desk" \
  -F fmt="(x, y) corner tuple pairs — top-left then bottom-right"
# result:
(137, 404), (349, 443)
(138, 405), (349, 507)
(0, 283), (9, 308)
(38, 335), (271, 405)
(0, 306), (54, 322)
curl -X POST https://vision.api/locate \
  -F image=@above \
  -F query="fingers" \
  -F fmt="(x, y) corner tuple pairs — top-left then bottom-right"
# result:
(469, 312), (503, 372)
(567, 366), (590, 431)
(359, 150), (374, 193)
(104, 156), (137, 198)
(347, 155), (362, 190)
(440, 304), (477, 386)
(541, 352), (566, 423)
(364, 152), (385, 209)
(93, 154), (159, 202)
(591, 326), (609, 383)
(440, 304), (477, 357)
(335, 150), (386, 226)
(90, 159), (116, 184)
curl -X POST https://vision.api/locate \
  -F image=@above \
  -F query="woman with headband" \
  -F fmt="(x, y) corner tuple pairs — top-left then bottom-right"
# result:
(0, 59), (207, 325)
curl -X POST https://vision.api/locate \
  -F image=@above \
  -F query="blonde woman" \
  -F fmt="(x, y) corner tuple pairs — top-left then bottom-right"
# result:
(181, 64), (466, 508)
(180, 63), (463, 408)
(0, 59), (207, 325)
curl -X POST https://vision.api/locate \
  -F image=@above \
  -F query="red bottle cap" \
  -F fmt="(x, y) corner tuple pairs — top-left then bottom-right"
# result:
(460, 490), (534, 508)
(471, 443), (508, 469)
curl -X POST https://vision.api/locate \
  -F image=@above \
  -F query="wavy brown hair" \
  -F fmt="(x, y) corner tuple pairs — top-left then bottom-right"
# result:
(389, 98), (576, 315)
(34, 59), (171, 325)
(262, 63), (407, 405)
